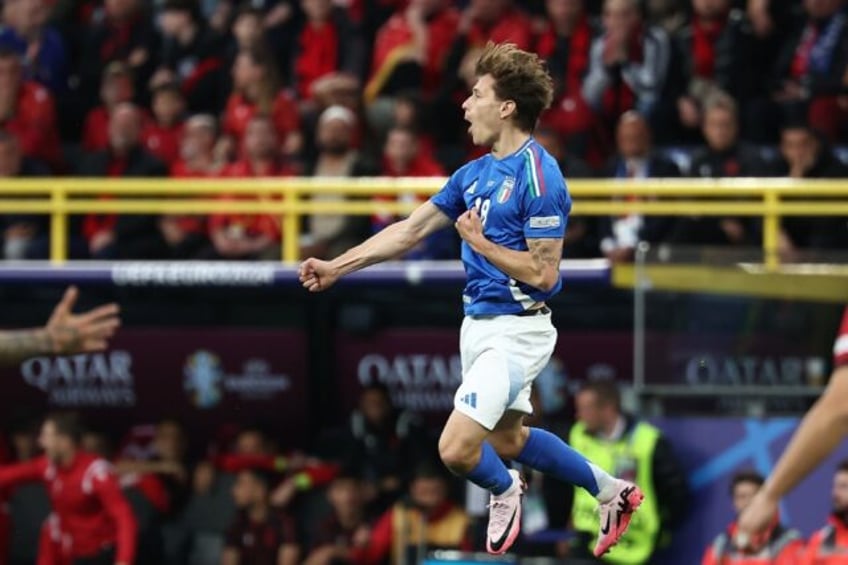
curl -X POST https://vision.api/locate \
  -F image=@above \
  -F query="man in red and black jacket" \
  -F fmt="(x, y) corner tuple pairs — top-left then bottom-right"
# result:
(0, 413), (136, 565)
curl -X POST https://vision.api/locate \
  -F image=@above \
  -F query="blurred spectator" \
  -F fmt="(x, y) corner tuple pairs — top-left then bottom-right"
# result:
(536, 0), (598, 158)
(0, 47), (60, 170)
(78, 0), (158, 110)
(364, 0), (459, 128)
(0, 0), (69, 94)
(229, 6), (267, 57)
(645, 0), (688, 33)
(141, 82), (186, 167)
(3, 414), (46, 565)
(206, 115), (291, 260)
(0, 132), (52, 260)
(535, 125), (598, 259)
(372, 126), (454, 259)
(291, 0), (364, 102)
(223, 467), (300, 565)
(701, 470), (804, 565)
(171, 113), (221, 177)
(675, 93), (768, 249)
(221, 46), (302, 161)
(158, 112), (215, 258)
(78, 102), (168, 259)
(328, 382), (430, 515)
(82, 62), (138, 152)
(772, 0), (848, 142)
(0, 413), (138, 565)
(432, 0), (533, 150)
(716, 0), (797, 143)
(153, 0), (228, 115)
(304, 469), (371, 565)
(598, 111), (681, 263)
(582, 0), (674, 144)
(567, 380), (688, 563)
(349, 462), (471, 564)
(300, 105), (375, 260)
(775, 122), (848, 258)
(802, 460), (848, 564)
(116, 418), (192, 518)
(674, 0), (734, 139)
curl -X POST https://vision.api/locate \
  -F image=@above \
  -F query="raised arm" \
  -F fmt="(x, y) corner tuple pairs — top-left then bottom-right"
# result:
(299, 200), (452, 292)
(0, 286), (120, 366)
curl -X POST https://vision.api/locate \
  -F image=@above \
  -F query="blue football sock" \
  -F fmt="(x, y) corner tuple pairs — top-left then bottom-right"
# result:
(466, 442), (515, 495)
(516, 427), (606, 496)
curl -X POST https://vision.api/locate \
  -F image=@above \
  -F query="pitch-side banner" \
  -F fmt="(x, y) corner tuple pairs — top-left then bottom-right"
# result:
(0, 329), (308, 443)
(336, 329), (830, 421)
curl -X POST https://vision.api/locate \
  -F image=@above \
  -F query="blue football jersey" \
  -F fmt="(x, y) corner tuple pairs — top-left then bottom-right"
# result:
(430, 137), (572, 316)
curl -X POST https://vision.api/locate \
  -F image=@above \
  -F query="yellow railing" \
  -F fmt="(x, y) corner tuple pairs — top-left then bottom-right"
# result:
(0, 177), (846, 267)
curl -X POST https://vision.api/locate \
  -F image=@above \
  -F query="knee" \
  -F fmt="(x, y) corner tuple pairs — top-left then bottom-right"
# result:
(438, 432), (479, 474)
(488, 427), (529, 460)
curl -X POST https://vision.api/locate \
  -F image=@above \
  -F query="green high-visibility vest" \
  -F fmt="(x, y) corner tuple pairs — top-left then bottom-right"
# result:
(568, 420), (661, 565)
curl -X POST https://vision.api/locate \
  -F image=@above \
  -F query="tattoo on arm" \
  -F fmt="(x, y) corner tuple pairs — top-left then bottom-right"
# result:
(528, 238), (563, 271)
(0, 329), (52, 365)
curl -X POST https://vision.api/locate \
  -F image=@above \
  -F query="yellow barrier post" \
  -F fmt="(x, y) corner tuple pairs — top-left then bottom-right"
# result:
(282, 184), (300, 263)
(763, 189), (780, 271)
(50, 184), (67, 263)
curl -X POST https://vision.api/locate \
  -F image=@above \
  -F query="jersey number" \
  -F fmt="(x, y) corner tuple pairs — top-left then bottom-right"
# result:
(474, 197), (491, 227)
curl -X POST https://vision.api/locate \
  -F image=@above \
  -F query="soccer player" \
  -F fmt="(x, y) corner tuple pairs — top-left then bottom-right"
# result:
(0, 286), (120, 366)
(0, 412), (137, 565)
(299, 42), (643, 556)
(737, 306), (848, 546)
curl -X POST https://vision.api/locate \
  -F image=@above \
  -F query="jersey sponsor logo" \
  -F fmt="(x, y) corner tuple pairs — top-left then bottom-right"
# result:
(496, 177), (515, 203)
(528, 216), (561, 229)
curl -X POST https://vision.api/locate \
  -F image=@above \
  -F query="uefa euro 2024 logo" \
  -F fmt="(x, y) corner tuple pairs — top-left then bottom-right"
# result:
(184, 350), (223, 408)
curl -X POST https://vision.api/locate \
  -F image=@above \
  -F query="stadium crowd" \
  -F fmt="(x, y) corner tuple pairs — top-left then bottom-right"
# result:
(0, 0), (846, 261)
(1, 379), (848, 565)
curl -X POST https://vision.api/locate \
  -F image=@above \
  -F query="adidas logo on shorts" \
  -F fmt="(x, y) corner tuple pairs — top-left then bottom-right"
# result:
(460, 392), (477, 408)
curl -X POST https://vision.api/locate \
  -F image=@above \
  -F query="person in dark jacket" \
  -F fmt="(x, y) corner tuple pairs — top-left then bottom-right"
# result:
(598, 111), (681, 262)
(76, 102), (169, 259)
(773, 121), (848, 258)
(672, 93), (770, 249)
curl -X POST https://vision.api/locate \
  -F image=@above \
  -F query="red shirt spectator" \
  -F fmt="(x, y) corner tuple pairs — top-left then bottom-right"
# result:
(0, 453), (136, 564)
(463, 3), (532, 51)
(294, 0), (364, 101)
(222, 90), (298, 147)
(366, 1), (459, 101)
(222, 47), (301, 159)
(535, 6), (594, 99)
(209, 158), (292, 245)
(82, 63), (137, 151)
(142, 123), (183, 166)
(0, 50), (61, 169)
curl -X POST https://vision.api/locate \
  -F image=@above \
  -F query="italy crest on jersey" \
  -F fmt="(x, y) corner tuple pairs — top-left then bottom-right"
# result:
(497, 177), (515, 204)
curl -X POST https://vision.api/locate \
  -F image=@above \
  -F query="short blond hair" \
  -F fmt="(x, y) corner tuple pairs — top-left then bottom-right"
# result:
(475, 42), (554, 132)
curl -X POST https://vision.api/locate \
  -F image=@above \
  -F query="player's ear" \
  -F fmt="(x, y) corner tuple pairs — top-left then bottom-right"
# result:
(499, 100), (517, 121)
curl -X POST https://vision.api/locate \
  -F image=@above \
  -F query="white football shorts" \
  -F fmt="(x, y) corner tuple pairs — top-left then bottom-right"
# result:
(453, 309), (557, 430)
